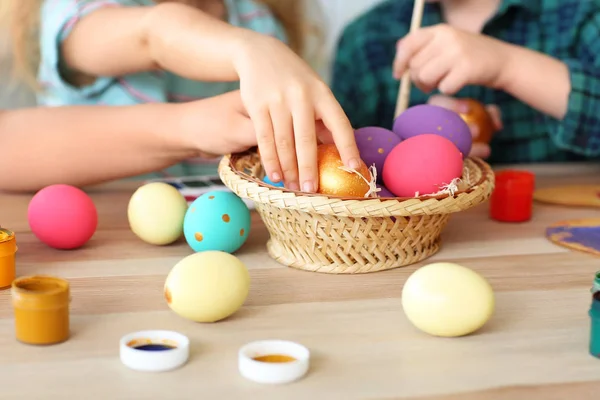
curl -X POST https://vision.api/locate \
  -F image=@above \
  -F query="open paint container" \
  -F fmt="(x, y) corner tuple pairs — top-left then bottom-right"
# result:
(238, 340), (310, 384)
(120, 330), (190, 372)
(11, 275), (70, 345)
(0, 228), (17, 290)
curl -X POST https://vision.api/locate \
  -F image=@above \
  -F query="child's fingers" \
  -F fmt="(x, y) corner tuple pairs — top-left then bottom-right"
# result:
(411, 54), (450, 93)
(393, 28), (434, 78)
(315, 94), (361, 170)
(427, 94), (468, 113)
(251, 108), (282, 183)
(291, 103), (318, 193)
(470, 143), (491, 159)
(486, 104), (503, 131)
(438, 64), (468, 95)
(271, 105), (299, 191)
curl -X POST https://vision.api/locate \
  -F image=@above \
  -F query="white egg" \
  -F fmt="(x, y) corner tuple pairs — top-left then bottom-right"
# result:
(128, 182), (188, 245)
(402, 262), (495, 337)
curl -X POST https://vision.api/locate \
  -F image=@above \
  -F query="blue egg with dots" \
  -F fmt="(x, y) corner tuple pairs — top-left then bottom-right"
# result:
(183, 191), (251, 254)
(263, 175), (284, 188)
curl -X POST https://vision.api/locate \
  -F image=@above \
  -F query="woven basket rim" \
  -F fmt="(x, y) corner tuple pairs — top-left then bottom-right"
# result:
(218, 148), (495, 217)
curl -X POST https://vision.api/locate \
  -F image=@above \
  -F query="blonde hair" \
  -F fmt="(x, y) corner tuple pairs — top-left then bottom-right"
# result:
(0, 0), (323, 89)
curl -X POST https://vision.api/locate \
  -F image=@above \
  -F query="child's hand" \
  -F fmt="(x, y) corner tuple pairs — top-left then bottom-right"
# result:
(427, 95), (502, 159)
(175, 90), (258, 158)
(393, 24), (511, 95)
(233, 35), (361, 193)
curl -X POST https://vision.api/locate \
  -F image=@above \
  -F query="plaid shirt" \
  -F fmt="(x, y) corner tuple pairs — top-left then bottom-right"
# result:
(331, 0), (600, 164)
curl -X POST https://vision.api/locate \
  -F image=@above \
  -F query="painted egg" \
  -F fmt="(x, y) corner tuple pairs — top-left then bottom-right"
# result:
(28, 184), (98, 250)
(402, 262), (494, 337)
(354, 127), (402, 181)
(317, 143), (373, 197)
(164, 251), (250, 323)
(458, 98), (494, 144)
(393, 104), (472, 158)
(183, 190), (251, 253)
(383, 134), (463, 197)
(263, 175), (285, 188)
(128, 182), (188, 245)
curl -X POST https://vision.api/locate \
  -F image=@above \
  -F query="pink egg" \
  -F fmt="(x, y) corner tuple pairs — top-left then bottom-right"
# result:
(382, 134), (463, 197)
(28, 184), (98, 250)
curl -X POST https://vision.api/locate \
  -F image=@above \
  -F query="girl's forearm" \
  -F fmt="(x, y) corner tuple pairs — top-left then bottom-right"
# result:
(0, 104), (197, 192)
(498, 44), (571, 120)
(62, 3), (255, 82)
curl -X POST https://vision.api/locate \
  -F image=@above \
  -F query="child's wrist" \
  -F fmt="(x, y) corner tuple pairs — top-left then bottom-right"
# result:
(494, 43), (521, 92)
(231, 33), (278, 75)
(152, 103), (202, 157)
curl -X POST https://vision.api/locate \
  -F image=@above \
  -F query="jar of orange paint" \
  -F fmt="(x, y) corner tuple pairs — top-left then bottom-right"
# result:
(11, 275), (70, 345)
(0, 228), (17, 289)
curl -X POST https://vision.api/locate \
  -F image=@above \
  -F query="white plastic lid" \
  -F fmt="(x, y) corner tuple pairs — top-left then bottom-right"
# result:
(238, 340), (310, 384)
(119, 330), (190, 372)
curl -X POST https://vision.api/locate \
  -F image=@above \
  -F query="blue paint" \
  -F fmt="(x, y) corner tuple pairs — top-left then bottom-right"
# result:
(546, 224), (600, 253)
(263, 176), (285, 188)
(133, 344), (176, 351)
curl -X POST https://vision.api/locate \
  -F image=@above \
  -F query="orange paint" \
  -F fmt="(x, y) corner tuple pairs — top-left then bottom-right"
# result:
(209, 196), (215, 200)
(11, 275), (70, 345)
(195, 232), (203, 242)
(253, 354), (297, 363)
(164, 286), (172, 304)
(222, 214), (230, 223)
(0, 228), (17, 290)
(240, 228), (245, 236)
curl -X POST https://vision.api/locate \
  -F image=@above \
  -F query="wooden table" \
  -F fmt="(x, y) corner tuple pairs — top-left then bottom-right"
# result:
(1, 163), (599, 400)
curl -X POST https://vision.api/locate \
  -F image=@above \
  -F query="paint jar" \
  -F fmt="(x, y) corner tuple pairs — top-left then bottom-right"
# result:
(592, 271), (600, 294)
(0, 228), (17, 289)
(11, 275), (70, 345)
(489, 170), (535, 223)
(589, 291), (600, 358)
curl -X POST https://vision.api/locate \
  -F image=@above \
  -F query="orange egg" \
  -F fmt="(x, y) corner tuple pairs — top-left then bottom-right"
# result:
(459, 99), (495, 144)
(317, 144), (373, 197)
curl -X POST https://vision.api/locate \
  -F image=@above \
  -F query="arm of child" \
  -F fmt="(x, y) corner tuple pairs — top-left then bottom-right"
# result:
(497, 12), (600, 157)
(61, 2), (244, 82)
(0, 92), (257, 192)
(0, 103), (189, 192)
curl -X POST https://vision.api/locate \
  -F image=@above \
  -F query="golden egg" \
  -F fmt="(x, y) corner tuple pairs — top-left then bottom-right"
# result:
(317, 143), (373, 198)
(458, 98), (495, 144)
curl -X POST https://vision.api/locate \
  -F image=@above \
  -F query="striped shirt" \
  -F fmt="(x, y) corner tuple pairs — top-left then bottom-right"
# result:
(38, 0), (287, 177)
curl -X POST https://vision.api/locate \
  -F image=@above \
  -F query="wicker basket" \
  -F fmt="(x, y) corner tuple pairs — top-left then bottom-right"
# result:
(218, 149), (495, 274)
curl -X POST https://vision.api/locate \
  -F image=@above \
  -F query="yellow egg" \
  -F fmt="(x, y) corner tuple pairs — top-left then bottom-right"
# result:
(128, 182), (188, 245)
(164, 251), (250, 323)
(402, 262), (494, 337)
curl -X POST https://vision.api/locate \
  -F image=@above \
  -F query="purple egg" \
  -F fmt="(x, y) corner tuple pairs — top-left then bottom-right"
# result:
(354, 127), (402, 182)
(392, 104), (472, 159)
(377, 185), (395, 198)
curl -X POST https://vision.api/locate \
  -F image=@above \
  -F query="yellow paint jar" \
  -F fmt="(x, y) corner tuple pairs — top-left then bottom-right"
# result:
(11, 275), (70, 345)
(0, 228), (17, 289)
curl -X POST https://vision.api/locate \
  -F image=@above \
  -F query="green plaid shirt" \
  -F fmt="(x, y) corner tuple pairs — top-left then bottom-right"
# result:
(331, 0), (600, 164)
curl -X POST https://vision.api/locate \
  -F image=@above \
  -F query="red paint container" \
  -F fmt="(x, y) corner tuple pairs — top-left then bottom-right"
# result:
(489, 170), (535, 222)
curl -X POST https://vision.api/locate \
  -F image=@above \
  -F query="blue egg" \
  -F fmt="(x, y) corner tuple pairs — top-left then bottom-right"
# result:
(183, 191), (251, 254)
(263, 175), (285, 188)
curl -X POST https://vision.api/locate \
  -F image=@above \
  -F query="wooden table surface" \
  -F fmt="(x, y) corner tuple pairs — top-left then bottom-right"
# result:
(1, 163), (600, 400)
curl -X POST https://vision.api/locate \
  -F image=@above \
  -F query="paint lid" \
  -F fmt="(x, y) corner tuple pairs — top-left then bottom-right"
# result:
(0, 228), (14, 243)
(238, 340), (310, 385)
(120, 330), (190, 372)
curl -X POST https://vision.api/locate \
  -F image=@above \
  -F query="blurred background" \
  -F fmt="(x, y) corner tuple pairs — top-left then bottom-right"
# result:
(0, 0), (386, 109)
